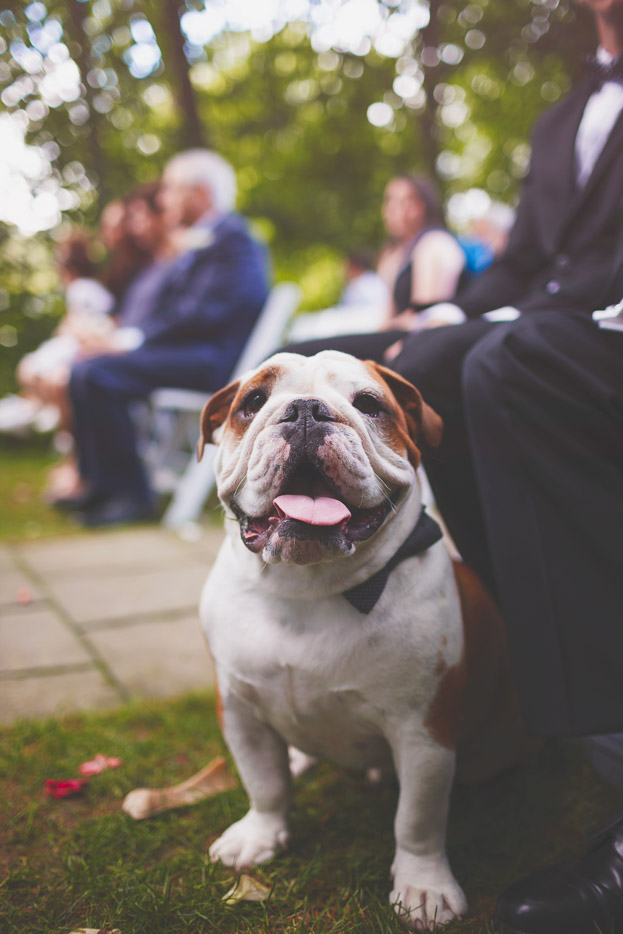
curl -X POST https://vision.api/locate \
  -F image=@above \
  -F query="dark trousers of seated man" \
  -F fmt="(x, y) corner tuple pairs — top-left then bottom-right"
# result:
(395, 312), (623, 739)
(69, 343), (233, 510)
(284, 313), (623, 737)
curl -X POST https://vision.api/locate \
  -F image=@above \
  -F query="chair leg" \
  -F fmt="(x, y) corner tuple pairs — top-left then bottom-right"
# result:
(162, 443), (219, 528)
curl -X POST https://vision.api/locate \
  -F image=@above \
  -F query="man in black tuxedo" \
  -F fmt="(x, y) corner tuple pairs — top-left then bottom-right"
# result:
(387, 2), (623, 931)
(390, 0), (623, 727)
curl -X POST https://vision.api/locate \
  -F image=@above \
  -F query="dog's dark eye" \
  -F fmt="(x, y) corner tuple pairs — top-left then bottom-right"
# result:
(353, 393), (384, 417)
(242, 390), (267, 417)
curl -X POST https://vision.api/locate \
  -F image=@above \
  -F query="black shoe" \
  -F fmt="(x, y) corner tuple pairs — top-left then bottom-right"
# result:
(75, 495), (155, 527)
(51, 490), (106, 512)
(494, 811), (623, 934)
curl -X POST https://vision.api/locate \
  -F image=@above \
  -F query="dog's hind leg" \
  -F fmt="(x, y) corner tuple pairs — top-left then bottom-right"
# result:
(288, 746), (318, 778)
(122, 756), (238, 820)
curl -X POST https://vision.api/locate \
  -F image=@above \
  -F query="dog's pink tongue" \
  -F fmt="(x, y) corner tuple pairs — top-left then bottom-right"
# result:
(274, 494), (351, 527)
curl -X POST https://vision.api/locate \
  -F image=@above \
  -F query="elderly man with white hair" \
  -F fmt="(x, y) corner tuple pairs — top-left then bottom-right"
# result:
(61, 149), (269, 526)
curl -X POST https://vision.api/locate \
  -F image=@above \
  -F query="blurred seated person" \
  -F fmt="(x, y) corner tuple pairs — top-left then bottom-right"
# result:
(12, 184), (168, 412)
(71, 182), (171, 359)
(59, 149), (270, 527)
(288, 250), (389, 342)
(376, 174), (465, 328)
(17, 232), (115, 394)
(34, 186), (169, 501)
(457, 198), (516, 277)
(100, 186), (167, 309)
(0, 232), (116, 439)
(340, 250), (389, 308)
(282, 174), (465, 357)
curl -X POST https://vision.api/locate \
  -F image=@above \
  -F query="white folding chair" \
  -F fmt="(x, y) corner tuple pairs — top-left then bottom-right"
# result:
(148, 282), (302, 529)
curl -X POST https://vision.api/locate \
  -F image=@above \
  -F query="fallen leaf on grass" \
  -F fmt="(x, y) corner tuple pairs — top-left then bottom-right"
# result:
(222, 874), (272, 905)
(122, 755), (237, 820)
(45, 779), (88, 798)
(79, 754), (123, 776)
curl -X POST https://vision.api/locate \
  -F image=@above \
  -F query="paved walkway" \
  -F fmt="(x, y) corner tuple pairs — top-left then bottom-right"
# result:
(0, 525), (225, 724)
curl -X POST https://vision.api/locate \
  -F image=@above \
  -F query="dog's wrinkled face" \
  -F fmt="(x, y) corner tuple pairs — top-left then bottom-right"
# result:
(198, 351), (442, 566)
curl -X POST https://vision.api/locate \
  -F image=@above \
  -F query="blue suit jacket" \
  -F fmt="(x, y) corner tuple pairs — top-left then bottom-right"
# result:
(140, 213), (269, 377)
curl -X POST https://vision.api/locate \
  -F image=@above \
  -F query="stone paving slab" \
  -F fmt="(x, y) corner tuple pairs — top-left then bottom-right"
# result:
(0, 567), (42, 607)
(0, 608), (92, 671)
(0, 668), (121, 723)
(14, 526), (224, 578)
(47, 563), (208, 627)
(177, 524), (226, 567)
(88, 614), (214, 699)
(1, 526), (226, 724)
(0, 545), (16, 573)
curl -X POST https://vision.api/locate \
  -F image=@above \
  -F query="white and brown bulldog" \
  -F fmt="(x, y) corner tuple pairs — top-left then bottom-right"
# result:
(198, 350), (531, 929)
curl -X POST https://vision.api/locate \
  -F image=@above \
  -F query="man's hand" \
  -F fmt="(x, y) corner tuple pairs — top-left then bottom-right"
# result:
(382, 303), (467, 364)
(384, 338), (404, 363)
(383, 310), (417, 332)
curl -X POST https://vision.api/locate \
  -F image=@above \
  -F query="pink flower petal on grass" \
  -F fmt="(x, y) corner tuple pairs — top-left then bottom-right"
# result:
(79, 755), (122, 776)
(17, 587), (32, 605)
(45, 779), (88, 798)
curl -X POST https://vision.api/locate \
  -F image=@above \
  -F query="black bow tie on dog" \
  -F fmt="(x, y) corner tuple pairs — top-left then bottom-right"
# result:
(583, 53), (623, 89)
(343, 507), (443, 614)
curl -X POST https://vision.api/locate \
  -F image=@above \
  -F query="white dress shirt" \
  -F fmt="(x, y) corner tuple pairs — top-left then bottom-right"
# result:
(575, 47), (623, 187)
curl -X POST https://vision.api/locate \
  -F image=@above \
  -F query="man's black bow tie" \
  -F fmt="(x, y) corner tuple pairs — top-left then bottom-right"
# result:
(583, 53), (623, 89)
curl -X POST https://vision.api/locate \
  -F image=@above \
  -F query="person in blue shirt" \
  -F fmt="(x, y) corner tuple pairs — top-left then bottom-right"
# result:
(59, 149), (270, 527)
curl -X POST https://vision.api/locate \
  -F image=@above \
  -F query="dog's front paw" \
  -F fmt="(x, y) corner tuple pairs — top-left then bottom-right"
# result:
(390, 850), (467, 929)
(209, 809), (289, 869)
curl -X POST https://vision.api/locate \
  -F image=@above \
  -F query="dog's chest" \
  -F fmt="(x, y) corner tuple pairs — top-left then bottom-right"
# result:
(202, 542), (463, 769)
(230, 660), (395, 768)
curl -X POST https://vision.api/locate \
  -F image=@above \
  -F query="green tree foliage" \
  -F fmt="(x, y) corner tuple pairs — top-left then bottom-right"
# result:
(0, 0), (598, 393)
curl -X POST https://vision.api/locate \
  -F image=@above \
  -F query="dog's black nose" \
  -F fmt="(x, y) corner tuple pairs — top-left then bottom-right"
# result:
(279, 398), (336, 424)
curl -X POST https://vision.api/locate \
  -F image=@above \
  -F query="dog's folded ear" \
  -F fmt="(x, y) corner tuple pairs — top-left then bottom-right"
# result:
(197, 379), (241, 461)
(366, 362), (443, 460)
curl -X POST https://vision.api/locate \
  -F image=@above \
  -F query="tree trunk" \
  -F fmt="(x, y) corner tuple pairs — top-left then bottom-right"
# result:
(150, 0), (206, 149)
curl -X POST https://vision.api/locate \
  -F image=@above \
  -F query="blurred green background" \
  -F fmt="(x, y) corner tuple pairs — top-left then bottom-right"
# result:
(0, 0), (597, 397)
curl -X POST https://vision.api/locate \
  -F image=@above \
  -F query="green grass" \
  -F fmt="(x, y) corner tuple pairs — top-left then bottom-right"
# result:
(0, 693), (619, 934)
(0, 442), (223, 542)
(0, 442), (80, 542)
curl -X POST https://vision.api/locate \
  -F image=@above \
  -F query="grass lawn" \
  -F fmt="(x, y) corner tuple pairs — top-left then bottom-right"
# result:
(0, 442), (222, 542)
(1, 693), (619, 934)
(0, 442), (80, 542)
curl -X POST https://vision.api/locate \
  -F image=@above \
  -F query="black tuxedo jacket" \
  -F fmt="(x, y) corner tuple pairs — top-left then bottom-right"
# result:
(457, 80), (623, 317)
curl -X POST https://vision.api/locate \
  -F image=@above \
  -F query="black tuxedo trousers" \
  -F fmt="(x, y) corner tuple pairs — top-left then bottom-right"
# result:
(394, 314), (623, 738)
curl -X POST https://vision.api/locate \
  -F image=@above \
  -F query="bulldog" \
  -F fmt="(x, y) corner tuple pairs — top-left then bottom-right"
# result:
(198, 350), (530, 929)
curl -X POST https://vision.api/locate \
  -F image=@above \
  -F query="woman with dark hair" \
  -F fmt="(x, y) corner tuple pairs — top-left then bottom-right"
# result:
(15, 232), (115, 400)
(283, 174), (465, 359)
(377, 174), (465, 327)
(0, 229), (116, 453)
